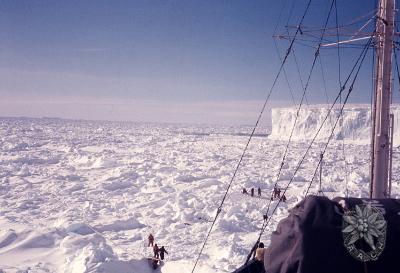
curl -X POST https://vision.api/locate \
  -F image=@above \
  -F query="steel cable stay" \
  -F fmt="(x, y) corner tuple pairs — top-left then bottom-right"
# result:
(286, 39), (372, 50)
(393, 32), (400, 94)
(245, 0), (338, 263)
(189, 1), (315, 272)
(270, 34), (372, 230)
(257, 0), (310, 214)
(334, 0), (350, 198)
(278, 13), (377, 50)
(248, 36), (373, 266)
(265, 0), (337, 222)
(319, 53), (330, 104)
(285, 0), (309, 107)
(254, 0), (297, 186)
(288, 39), (310, 106)
(283, 8), (377, 34)
(277, 35), (375, 48)
(305, 39), (373, 196)
(270, 0), (298, 106)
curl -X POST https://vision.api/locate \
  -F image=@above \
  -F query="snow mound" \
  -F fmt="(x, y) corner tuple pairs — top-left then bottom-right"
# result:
(101, 180), (134, 191)
(61, 233), (115, 273)
(66, 223), (95, 235)
(0, 230), (17, 248)
(94, 217), (145, 232)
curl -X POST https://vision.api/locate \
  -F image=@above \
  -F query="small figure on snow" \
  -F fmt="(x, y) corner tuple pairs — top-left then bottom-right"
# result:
(263, 214), (268, 221)
(148, 233), (154, 247)
(153, 243), (160, 259)
(159, 246), (168, 260)
(281, 194), (287, 202)
(242, 188), (248, 194)
(258, 187), (262, 197)
(251, 188), (255, 197)
(273, 186), (281, 199)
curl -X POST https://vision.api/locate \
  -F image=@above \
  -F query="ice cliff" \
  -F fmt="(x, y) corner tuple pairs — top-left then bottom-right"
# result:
(269, 104), (400, 145)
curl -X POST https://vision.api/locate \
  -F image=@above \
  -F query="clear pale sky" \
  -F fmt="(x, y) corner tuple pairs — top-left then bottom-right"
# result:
(0, 0), (395, 125)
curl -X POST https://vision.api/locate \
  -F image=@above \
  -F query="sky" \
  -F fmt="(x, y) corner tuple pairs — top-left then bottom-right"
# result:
(0, 0), (393, 125)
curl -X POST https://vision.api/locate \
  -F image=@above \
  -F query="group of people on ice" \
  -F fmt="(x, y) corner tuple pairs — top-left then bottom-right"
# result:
(242, 186), (286, 202)
(242, 187), (262, 197)
(148, 233), (168, 269)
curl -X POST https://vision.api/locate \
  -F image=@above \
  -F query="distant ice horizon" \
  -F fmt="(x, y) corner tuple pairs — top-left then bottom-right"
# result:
(0, 97), (280, 127)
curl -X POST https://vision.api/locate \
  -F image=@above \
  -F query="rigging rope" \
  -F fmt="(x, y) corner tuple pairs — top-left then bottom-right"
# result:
(247, 35), (374, 266)
(393, 45), (400, 94)
(319, 53), (330, 104)
(272, 0), (297, 106)
(285, 0), (310, 106)
(245, 0), (338, 263)
(334, 0), (349, 197)
(265, 0), (336, 224)
(190, 1), (315, 272)
(305, 37), (373, 196)
(284, 9), (377, 34)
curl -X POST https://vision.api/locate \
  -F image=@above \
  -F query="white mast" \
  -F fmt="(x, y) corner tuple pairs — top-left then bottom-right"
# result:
(371, 0), (395, 198)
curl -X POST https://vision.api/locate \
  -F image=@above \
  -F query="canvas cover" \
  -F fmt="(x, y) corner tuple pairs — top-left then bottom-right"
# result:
(264, 195), (400, 273)
(232, 259), (265, 273)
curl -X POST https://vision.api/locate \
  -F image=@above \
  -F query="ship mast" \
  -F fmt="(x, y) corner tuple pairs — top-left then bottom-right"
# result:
(370, 0), (395, 198)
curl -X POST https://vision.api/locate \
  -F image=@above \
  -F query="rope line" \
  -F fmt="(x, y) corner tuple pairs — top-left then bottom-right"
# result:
(265, 0), (336, 222)
(319, 53), (330, 104)
(245, 0), (338, 263)
(393, 45), (400, 94)
(334, 0), (349, 197)
(190, 1), (315, 272)
(250, 35), (374, 263)
(305, 38), (372, 196)
(284, 9), (377, 33)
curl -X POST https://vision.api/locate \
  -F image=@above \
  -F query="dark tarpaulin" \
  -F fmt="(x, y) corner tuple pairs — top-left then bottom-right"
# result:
(264, 195), (400, 273)
(232, 259), (265, 273)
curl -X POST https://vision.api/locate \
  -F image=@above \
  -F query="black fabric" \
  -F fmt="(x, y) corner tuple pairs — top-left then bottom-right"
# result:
(233, 259), (265, 273)
(264, 195), (400, 273)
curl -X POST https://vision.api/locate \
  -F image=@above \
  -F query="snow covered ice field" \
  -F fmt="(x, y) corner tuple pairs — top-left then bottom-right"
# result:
(1, 115), (400, 273)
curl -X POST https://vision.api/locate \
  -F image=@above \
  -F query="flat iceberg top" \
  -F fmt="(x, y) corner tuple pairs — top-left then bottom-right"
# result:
(269, 104), (400, 145)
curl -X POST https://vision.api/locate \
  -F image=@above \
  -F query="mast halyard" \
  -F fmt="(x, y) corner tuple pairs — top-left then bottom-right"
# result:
(370, 0), (395, 198)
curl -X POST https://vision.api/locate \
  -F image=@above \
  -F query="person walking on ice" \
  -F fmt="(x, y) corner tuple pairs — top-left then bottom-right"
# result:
(153, 243), (160, 259)
(148, 233), (154, 247)
(251, 188), (255, 197)
(258, 187), (261, 197)
(159, 246), (168, 260)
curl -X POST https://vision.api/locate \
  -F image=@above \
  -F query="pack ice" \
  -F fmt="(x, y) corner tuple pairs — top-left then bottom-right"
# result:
(0, 116), (399, 273)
